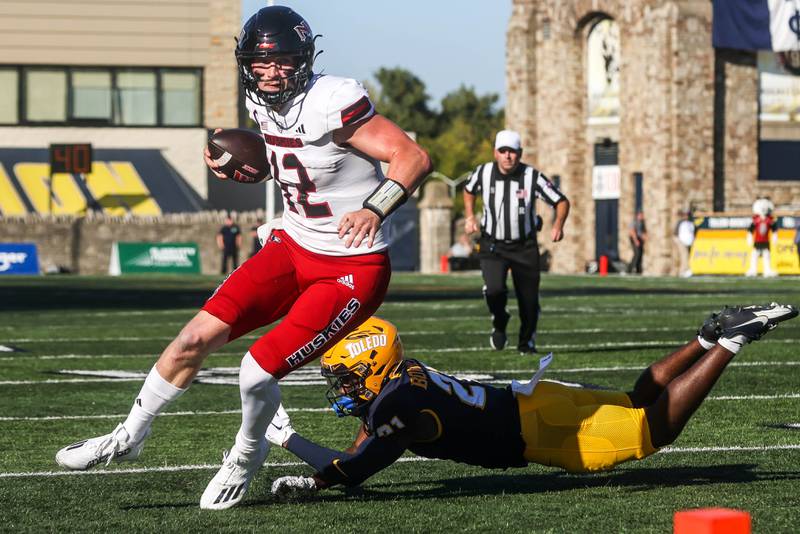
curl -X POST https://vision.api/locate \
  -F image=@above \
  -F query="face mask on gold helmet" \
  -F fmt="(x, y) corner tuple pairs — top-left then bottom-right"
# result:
(321, 316), (404, 417)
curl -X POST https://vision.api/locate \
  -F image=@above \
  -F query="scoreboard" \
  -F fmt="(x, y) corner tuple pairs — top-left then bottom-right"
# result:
(49, 143), (93, 174)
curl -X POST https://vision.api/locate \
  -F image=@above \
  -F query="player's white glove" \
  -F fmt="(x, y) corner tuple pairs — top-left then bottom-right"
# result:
(266, 404), (295, 447)
(746, 233), (754, 247)
(271, 475), (318, 499)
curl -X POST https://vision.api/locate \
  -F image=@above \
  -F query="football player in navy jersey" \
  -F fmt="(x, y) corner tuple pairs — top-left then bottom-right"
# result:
(267, 305), (796, 496)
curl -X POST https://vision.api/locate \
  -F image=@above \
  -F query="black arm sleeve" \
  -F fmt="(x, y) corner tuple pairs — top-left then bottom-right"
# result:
(315, 432), (411, 487)
(284, 434), (344, 473)
(283, 431), (411, 488)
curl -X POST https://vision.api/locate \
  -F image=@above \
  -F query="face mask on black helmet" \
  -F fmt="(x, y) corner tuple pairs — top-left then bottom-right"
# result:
(235, 6), (319, 108)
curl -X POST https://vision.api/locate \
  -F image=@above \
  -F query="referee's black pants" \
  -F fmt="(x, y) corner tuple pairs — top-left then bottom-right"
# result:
(478, 236), (540, 349)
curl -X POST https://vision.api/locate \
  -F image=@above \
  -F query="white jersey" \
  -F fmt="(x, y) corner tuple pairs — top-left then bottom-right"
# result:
(246, 74), (387, 256)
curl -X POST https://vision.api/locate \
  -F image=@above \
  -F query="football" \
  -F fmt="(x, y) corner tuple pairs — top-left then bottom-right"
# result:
(207, 129), (270, 184)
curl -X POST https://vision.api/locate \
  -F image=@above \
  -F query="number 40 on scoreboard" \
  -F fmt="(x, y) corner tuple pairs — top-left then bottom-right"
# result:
(49, 143), (93, 175)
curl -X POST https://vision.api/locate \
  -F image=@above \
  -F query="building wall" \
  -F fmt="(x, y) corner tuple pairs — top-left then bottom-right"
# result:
(1, 212), (264, 275)
(0, 1), (211, 66)
(0, 0), (240, 200)
(507, 0), (798, 275)
(0, 127), (209, 198)
(720, 50), (800, 210)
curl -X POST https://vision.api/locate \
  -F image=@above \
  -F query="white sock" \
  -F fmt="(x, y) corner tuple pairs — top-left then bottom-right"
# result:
(762, 250), (772, 276)
(123, 366), (186, 442)
(234, 352), (280, 457)
(718, 335), (747, 354)
(697, 335), (715, 351)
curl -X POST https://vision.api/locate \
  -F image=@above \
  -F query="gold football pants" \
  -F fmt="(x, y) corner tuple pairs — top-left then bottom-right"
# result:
(517, 380), (658, 472)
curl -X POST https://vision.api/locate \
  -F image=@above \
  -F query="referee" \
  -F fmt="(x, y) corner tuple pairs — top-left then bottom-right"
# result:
(463, 130), (569, 354)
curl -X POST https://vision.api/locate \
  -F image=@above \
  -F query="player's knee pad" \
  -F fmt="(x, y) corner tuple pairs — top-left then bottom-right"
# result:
(239, 351), (280, 402)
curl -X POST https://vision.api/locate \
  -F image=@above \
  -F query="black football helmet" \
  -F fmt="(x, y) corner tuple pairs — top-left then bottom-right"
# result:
(236, 6), (317, 107)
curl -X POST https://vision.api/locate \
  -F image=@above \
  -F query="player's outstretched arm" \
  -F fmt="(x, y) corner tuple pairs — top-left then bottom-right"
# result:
(275, 425), (410, 491)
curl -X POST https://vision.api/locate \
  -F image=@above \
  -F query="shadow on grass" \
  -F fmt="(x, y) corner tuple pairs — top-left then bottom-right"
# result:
(310, 463), (800, 503)
(120, 463), (800, 510)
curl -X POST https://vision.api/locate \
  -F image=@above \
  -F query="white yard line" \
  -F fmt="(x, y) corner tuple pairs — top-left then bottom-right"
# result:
(2, 392), (799, 422)
(0, 407), (327, 421)
(5, 337), (798, 354)
(1, 444), (798, 479)
(2, 360), (799, 386)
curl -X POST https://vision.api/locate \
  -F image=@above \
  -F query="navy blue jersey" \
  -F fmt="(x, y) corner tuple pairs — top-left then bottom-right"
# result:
(369, 359), (525, 468)
(307, 359), (526, 487)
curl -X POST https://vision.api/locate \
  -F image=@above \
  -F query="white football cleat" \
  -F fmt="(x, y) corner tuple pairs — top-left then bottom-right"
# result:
(200, 440), (270, 510)
(55, 423), (149, 470)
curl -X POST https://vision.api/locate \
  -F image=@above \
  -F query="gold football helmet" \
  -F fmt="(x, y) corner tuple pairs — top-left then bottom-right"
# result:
(321, 316), (404, 416)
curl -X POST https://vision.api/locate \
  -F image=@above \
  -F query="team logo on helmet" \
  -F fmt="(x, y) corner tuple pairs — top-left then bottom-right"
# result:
(321, 317), (404, 417)
(294, 22), (311, 42)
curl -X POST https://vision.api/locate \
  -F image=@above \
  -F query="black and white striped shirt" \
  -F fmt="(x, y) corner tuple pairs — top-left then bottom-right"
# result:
(464, 162), (565, 242)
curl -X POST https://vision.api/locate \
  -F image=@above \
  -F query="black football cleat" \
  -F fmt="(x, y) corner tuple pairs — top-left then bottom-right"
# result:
(716, 303), (798, 346)
(518, 341), (538, 355)
(697, 309), (724, 344)
(698, 303), (798, 344)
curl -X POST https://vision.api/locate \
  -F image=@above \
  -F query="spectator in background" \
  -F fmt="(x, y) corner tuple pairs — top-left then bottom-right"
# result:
(447, 231), (475, 271)
(217, 215), (242, 274)
(674, 210), (695, 278)
(746, 198), (777, 278)
(627, 211), (647, 274)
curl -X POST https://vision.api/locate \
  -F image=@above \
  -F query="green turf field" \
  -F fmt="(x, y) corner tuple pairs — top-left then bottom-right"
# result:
(1, 273), (799, 532)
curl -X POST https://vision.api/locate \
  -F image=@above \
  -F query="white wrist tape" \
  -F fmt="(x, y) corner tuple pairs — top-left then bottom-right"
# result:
(363, 179), (408, 220)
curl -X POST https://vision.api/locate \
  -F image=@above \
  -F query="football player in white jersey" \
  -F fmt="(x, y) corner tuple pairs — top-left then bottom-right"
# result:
(54, 6), (431, 511)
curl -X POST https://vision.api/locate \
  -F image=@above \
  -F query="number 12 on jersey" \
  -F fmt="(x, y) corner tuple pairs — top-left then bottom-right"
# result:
(269, 151), (332, 218)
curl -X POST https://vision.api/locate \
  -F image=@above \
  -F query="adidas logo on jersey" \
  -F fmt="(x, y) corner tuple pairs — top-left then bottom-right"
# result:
(295, 124), (306, 134)
(337, 274), (355, 290)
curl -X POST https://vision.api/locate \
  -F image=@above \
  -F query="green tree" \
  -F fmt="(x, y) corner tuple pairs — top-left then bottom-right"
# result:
(439, 85), (503, 142)
(426, 116), (491, 178)
(371, 67), (438, 138)
(426, 86), (504, 186)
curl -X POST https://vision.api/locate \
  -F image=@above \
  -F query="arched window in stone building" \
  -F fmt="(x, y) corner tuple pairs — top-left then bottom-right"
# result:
(586, 18), (620, 125)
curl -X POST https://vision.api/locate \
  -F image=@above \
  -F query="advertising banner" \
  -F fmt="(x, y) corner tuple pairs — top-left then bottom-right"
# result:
(689, 216), (800, 275)
(110, 242), (201, 275)
(0, 243), (40, 275)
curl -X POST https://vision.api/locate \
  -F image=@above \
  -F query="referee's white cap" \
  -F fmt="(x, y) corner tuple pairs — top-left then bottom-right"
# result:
(494, 130), (521, 151)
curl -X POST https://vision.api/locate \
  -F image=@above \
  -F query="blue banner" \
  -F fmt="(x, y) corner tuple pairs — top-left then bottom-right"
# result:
(0, 243), (40, 275)
(713, 0), (800, 51)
